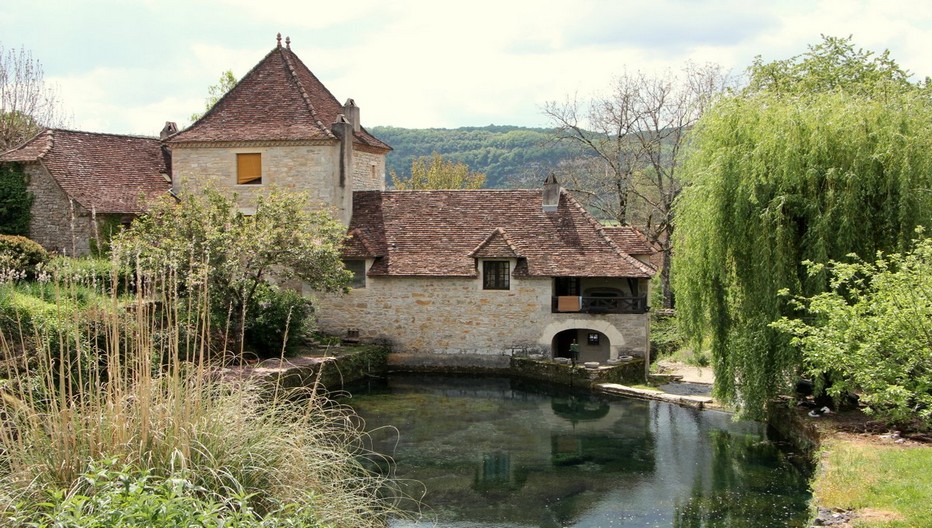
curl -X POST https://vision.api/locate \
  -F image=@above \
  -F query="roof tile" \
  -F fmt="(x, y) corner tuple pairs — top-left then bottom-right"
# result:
(347, 189), (656, 278)
(0, 129), (170, 214)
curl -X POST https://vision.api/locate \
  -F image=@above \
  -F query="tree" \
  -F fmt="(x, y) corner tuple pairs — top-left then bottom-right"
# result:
(112, 188), (351, 353)
(189, 70), (237, 123)
(0, 162), (33, 235)
(390, 152), (486, 189)
(0, 44), (68, 151)
(544, 63), (729, 307)
(673, 37), (932, 418)
(772, 233), (932, 429)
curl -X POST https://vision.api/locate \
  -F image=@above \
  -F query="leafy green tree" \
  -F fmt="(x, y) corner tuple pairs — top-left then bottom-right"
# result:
(189, 69), (237, 123)
(113, 187), (351, 352)
(0, 162), (33, 235)
(772, 233), (932, 429)
(673, 37), (932, 418)
(390, 152), (486, 189)
(1, 43), (68, 151)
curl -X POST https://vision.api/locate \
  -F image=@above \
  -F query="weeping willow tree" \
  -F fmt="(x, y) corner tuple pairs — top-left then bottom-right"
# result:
(673, 37), (932, 418)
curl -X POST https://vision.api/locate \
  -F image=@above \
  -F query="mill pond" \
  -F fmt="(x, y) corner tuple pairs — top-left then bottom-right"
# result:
(343, 374), (812, 528)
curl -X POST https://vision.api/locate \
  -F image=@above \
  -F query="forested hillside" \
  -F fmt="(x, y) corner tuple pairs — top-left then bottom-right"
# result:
(371, 125), (587, 188)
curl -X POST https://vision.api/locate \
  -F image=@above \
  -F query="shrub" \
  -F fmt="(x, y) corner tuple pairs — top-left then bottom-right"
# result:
(0, 235), (48, 280)
(773, 232), (932, 429)
(244, 283), (315, 356)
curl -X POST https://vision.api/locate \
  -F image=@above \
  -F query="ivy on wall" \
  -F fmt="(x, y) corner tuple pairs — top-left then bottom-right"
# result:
(0, 163), (33, 236)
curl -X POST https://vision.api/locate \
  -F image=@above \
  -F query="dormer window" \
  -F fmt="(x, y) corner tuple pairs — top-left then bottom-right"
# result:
(237, 153), (262, 185)
(483, 261), (510, 290)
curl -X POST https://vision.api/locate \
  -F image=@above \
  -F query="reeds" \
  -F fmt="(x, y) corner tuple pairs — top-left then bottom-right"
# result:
(0, 258), (405, 526)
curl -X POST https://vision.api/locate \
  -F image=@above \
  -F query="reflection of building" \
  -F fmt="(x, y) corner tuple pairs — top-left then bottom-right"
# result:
(474, 451), (523, 492)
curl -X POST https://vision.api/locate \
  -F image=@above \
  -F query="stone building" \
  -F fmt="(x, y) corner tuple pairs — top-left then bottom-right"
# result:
(0, 34), (658, 361)
(166, 34), (390, 223)
(314, 175), (658, 362)
(0, 129), (170, 255)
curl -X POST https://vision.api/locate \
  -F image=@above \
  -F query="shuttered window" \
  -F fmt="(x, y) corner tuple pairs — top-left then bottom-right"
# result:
(236, 153), (262, 185)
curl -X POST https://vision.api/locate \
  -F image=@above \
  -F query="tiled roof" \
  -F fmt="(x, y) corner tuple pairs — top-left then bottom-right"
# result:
(346, 189), (656, 278)
(169, 40), (389, 151)
(602, 226), (658, 256)
(0, 129), (170, 214)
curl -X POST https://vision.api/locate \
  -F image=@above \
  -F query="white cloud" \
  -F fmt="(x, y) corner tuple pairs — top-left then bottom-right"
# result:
(8, 0), (930, 134)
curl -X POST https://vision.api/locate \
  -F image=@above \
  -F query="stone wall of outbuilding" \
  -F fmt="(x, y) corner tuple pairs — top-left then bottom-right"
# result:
(23, 163), (95, 256)
(313, 270), (650, 360)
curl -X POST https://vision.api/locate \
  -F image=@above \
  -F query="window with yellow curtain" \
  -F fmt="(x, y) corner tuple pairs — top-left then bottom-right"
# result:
(236, 153), (262, 185)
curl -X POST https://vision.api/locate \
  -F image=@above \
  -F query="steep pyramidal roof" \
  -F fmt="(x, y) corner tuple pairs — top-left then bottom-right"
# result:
(170, 35), (389, 150)
(345, 189), (656, 278)
(0, 129), (170, 214)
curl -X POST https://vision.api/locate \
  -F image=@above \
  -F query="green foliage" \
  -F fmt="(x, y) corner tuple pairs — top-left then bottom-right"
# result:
(0, 262), (406, 527)
(0, 163), (33, 236)
(0, 234), (47, 279)
(373, 125), (584, 188)
(189, 69), (237, 123)
(12, 461), (335, 527)
(244, 282), (315, 355)
(747, 35), (919, 96)
(673, 38), (932, 419)
(42, 255), (127, 289)
(112, 187), (351, 352)
(773, 234), (932, 428)
(390, 152), (486, 189)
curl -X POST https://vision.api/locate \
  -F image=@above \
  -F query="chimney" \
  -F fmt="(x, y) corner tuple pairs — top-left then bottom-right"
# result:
(331, 114), (355, 225)
(542, 173), (561, 213)
(160, 121), (178, 140)
(343, 98), (360, 132)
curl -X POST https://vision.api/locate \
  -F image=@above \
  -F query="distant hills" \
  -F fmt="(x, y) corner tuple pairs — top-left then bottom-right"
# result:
(370, 125), (588, 188)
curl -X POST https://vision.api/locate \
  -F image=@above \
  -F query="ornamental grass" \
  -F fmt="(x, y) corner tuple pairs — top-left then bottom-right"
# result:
(0, 260), (406, 527)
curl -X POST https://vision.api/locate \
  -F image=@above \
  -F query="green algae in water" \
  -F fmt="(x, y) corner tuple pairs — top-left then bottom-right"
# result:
(344, 375), (811, 527)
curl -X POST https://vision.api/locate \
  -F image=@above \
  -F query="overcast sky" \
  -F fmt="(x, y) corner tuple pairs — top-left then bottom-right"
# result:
(1, 0), (929, 137)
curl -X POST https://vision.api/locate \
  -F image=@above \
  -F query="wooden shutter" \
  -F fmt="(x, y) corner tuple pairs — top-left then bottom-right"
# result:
(237, 153), (262, 184)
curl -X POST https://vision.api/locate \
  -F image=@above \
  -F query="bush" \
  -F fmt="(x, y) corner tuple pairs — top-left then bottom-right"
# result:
(44, 255), (129, 290)
(10, 461), (335, 527)
(244, 283), (315, 356)
(773, 233), (932, 429)
(0, 235), (48, 280)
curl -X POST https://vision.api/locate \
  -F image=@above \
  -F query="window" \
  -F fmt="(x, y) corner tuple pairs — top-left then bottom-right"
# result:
(344, 260), (366, 289)
(237, 153), (262, 185)
(588, 332), (600, 345)
(483, 261), (510, 290)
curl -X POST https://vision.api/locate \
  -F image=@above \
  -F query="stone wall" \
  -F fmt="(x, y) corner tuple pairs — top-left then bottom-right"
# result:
(171, 142), (346, 218)
(314, 273), (650, 359)
(171, 142), (386, 223)
(352, 150), (385, 191)
(24, 163), (95, 255)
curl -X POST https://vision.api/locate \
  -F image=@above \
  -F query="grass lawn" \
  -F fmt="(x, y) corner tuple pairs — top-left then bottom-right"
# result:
(812, 435), (932, 527)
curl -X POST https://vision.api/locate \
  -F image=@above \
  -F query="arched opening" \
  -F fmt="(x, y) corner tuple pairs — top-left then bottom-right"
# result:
(551, 328), (611, 363)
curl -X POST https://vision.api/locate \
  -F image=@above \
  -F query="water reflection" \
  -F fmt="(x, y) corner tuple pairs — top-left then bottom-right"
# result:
(344, 375), (809, 527)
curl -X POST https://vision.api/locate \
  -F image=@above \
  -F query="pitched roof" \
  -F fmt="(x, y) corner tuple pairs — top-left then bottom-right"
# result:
(169, 39), (389, 151)
(0, 129), (170, 214)
(601, 226), (658, 256)
(346, 189), (656, 278)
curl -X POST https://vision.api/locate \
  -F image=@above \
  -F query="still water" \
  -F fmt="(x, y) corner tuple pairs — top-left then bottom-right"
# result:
(343, 374), (811, 527)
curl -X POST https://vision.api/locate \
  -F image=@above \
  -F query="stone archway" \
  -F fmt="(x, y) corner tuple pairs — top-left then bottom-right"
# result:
(540, 319), (627, 360)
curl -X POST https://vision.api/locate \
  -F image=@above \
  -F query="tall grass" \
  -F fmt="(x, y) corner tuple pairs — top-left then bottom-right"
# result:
(0, 259), (405, 526)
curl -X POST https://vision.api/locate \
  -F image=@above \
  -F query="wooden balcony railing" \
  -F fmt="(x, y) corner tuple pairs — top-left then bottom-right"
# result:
(551, 296), (648, 314)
